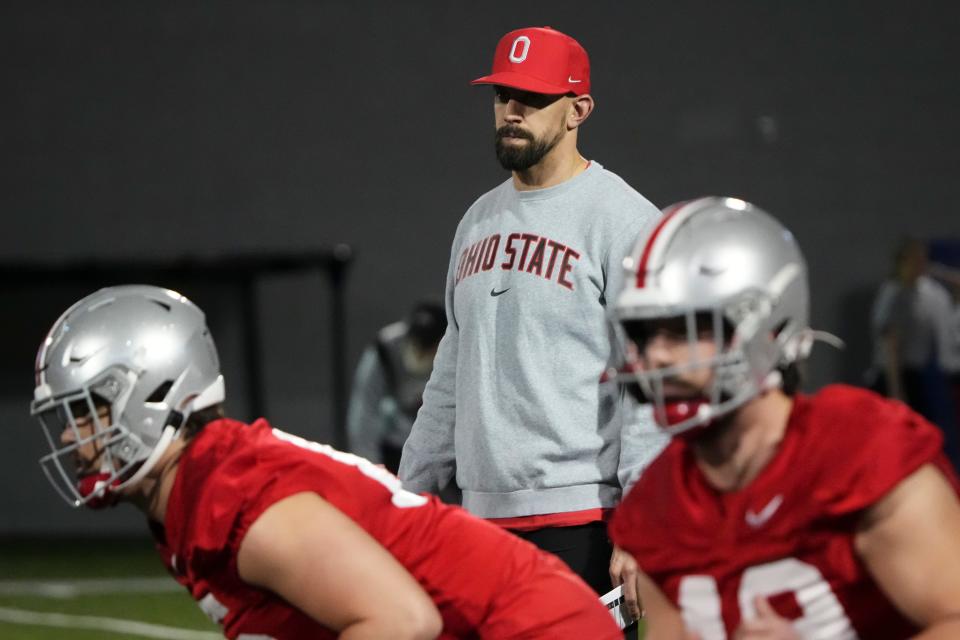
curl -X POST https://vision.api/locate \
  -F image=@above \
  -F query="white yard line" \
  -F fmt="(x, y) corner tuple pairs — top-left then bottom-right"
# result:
(0, 606), (221, 640)
(0, 576), (181, 598)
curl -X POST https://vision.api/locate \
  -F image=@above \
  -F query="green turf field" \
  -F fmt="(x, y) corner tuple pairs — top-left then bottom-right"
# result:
(0, 538), (219, 639)
(0, 537), (643, 639)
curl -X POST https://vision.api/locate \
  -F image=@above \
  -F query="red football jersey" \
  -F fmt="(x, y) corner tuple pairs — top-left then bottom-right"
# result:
(610, 385), (958, 639)
(152, 418), (620, 640)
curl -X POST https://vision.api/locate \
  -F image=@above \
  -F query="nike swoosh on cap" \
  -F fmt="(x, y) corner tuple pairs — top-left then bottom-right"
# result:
(490, 288), (510, 297)
(568, 76), (582, 83)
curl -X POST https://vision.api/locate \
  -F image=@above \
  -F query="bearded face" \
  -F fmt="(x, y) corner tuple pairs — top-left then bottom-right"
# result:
(494, 123), (564, 171)
(492, 86), (569, 172)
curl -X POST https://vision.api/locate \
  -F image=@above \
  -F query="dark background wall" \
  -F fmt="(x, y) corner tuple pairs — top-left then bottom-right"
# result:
(2, 1), (957, 534)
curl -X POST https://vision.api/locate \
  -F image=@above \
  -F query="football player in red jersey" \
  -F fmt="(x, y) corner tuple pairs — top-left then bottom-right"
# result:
(30, 285), (621, 640)
(606, 198), (960, 639)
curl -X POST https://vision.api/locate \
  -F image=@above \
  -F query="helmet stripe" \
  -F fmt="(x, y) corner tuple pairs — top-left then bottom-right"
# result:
(635, 202), (688, 288)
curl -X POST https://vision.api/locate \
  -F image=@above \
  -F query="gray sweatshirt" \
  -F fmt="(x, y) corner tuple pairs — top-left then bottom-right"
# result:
(399, 162), (668, 518)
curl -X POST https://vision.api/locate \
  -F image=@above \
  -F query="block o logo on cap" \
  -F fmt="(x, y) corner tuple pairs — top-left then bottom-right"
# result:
(508, 36), (531, 63)
(471, 27), (591, 95)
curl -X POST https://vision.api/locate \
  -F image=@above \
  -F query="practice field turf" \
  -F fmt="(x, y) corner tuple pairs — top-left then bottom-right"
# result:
(0, 537), (218, 639)
(0, 537), (642, 639)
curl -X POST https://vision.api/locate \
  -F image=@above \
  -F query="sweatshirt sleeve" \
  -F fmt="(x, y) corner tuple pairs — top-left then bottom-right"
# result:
(618, 400), (668, 491)
(398, 232), (461, 494)
(606, 204), (670, 492)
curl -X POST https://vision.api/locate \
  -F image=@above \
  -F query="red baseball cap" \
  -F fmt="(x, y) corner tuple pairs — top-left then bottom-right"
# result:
(471, 26), (591, 96)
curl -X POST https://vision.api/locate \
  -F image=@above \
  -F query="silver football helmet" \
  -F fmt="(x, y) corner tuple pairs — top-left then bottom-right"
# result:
(31, 285), (225, 508)
(613, 197), (818, 435)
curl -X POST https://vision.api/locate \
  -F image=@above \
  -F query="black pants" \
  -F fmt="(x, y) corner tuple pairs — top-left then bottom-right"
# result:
(514, 521), (613, 596)
(381, 443), (402, 475)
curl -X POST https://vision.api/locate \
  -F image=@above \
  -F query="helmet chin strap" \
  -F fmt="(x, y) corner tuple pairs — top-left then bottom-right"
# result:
(781, 328), (845, 363)
(755, 329), (845, 399)
(657, 398), (714, 430)
(78, 402), (196, 509)
(77, 472), (121, 510)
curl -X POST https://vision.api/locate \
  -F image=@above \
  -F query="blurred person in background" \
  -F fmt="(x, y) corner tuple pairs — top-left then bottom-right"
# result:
(347, 301), (446, 474)
(28, 285), (624, 640)
(870, 237), (960, 471)
(607, 198), (960, 639)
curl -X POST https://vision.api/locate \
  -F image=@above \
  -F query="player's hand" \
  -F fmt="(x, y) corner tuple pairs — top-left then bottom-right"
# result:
(733, 597), (800, 640)
(609, 545), (642, 622)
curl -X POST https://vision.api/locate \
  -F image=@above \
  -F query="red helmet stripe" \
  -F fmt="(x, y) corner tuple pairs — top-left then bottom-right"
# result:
(635, 202), (687, 288)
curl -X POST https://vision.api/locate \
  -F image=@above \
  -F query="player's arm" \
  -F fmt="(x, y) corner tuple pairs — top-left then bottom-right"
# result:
(237, 491), (442, 640)
(609, 547), (691, 640)
(397, 248), (460, 494)
(855, 463), (960, 638)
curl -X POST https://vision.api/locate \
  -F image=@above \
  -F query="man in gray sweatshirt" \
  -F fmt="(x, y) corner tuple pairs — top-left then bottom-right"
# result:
(399, 25), (667, 595)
